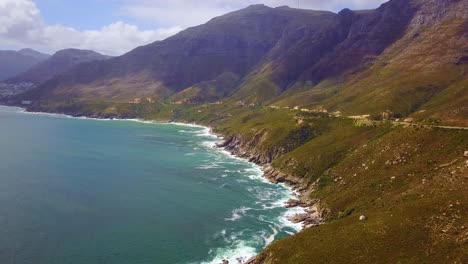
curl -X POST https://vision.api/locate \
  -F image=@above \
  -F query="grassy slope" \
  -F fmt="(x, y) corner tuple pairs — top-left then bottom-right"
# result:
(255, 126), (467, 264)
(180, 106), (468, 263)
(133, 103), (465, 263)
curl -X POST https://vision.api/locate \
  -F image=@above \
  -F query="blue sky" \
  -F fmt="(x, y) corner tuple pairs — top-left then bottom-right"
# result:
(36, 0), (122, 30)
(35, 0), (150, 30)
(1, 0), (388, 55)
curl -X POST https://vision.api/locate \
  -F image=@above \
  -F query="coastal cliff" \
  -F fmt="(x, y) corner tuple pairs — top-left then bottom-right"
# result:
(6, 89), (467, 263)
(214, 116), (467, 264)
(217, 133), (326, 229)
(183, 105), (467, 263)
(1, 0), (466, 262)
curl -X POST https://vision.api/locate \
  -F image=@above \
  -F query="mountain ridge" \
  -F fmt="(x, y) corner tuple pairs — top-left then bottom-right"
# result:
(0, 49), (50, 81)
(6, 48), (112, 85)
(1, 1), (467, 263)
(8, 0), (468, 126)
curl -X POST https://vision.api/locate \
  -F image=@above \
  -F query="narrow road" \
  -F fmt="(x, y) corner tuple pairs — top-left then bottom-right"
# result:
(392, 121), (468, 131)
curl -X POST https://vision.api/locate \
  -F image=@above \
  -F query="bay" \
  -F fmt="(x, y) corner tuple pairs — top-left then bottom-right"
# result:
(0, 105), (303, 264)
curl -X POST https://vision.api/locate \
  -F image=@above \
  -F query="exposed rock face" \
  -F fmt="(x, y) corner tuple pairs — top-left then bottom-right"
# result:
(217, 132), (325, 231)
(410, 0), (468, 28)
(296, 0), (416, 86)
(218, 133), (285, 165)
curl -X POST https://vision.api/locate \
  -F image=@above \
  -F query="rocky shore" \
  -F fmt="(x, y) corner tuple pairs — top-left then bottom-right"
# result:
(215, 133), (325, 264)
(216, 134), (324, 228)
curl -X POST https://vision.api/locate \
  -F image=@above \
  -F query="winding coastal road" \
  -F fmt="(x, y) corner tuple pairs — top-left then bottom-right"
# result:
(395, 122), (468, 130)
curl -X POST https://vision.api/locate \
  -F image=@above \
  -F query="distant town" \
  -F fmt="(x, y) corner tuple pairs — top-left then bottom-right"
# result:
(0, 82), (36, 98)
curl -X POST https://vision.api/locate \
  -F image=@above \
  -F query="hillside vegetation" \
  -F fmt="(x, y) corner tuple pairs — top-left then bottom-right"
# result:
(1, 0), (467, 263)
(7, 0), (467, 126)
(168, 104), (468, 263)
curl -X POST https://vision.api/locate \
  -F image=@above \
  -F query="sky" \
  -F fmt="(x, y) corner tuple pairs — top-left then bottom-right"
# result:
(0, 0), (388, 56)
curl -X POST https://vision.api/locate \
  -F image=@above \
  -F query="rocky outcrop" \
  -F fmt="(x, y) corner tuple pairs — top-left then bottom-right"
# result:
(218, 134), (285, 165)
(410, 0), (468, 28)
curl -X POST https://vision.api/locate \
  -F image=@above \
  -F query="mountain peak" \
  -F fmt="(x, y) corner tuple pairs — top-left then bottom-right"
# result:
(17, 48), (50, 60)
(18, 48), (43, 54)
(54, 48), (106, 57)
(245, 4), (268, 10)
(7, 48), (111, 85)
(0, 49), (50, 80)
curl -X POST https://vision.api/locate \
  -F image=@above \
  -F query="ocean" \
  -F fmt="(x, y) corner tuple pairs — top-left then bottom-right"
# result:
(0, 105), (304, 264)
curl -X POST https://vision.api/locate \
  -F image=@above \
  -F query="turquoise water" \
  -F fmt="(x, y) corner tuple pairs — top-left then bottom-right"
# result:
(0, 106), (303, 264)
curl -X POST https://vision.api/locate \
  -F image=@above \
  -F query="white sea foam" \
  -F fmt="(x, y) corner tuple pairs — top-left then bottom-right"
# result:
(196, 129), (218, 139)
(263, 226), (279, 245)
(279, 204), (307, 233)
(225, 207), (251, 221)
(201, 141), (217, 148)
(236, 179), (248, 183)
(168, 122), (208, 129)
(196, 163), (223, 170)
(19, 110), (74, 119)
(219, 183), (230, 189)
(205, 129), (306, 236)
(198, 241), (257, 264)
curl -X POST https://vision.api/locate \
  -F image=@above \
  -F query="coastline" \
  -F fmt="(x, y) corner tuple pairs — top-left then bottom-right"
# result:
(1, 105), (322, 264)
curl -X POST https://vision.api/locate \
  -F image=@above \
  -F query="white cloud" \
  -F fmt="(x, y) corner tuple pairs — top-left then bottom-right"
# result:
(0, 0), (42, 40)
(0, 0), (181, 55)
(39, 22), (181, 55)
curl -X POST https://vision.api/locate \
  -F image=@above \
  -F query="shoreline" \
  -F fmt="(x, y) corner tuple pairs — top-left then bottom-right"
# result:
(1, 105), (321, 263)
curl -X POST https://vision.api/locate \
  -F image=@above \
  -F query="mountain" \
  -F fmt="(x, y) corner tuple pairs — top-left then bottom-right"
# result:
(0, 49), (50, 80)
(20, 5), (337, 102)
(17, 48), (50, 61)
(270, 0), (468, 124)
(6, 49), (112, 85)
(15, 0), (468, 125)
(3, 1), (467, 263)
